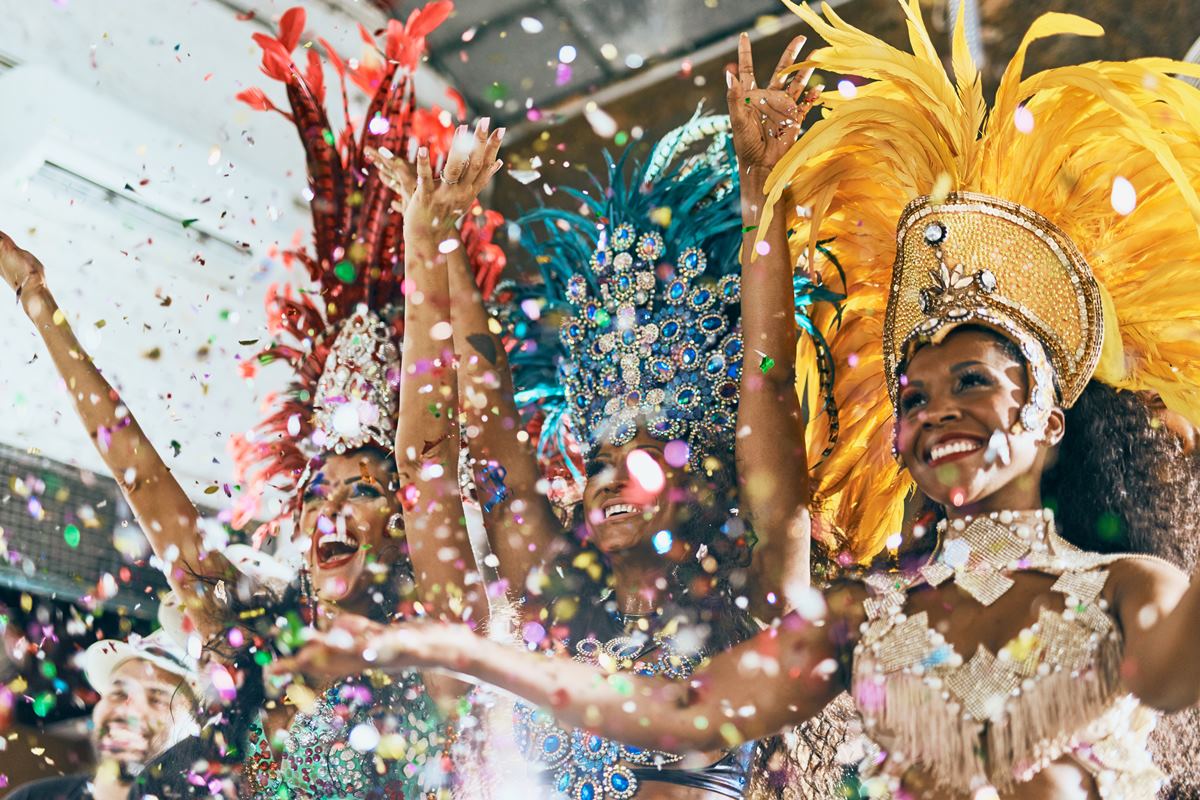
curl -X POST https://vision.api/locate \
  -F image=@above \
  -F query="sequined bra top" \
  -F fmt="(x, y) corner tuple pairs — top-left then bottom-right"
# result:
(245, 671), (446, 799)
(514, 627), (753, 799)
(852, 510), (1165, 798)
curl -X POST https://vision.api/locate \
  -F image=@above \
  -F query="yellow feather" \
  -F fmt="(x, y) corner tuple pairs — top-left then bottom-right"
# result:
(776, 0), (1200, 560)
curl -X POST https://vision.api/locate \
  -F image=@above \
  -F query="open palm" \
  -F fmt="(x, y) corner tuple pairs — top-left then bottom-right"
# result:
(726, 33), (821, 170)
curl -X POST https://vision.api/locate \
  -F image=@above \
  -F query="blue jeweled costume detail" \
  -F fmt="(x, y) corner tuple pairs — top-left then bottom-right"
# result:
(508, 114), (744, 473)
(514, 628), (721, 800)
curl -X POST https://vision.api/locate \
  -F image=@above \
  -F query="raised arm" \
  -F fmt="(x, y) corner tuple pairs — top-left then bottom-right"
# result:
(276, 581), (865, 752)
(726, 35), (821, 618)
(0, 232), (233, 636)
(382, 128), (501, 626)
(373, 124), (564, 605)
(443, 125), (563, 599)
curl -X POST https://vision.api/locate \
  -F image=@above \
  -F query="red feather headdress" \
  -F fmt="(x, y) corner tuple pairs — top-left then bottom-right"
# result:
(230, 2), (505, 540)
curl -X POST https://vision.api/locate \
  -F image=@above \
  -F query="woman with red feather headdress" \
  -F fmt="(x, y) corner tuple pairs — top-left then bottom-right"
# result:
(0, 2), (504, 796)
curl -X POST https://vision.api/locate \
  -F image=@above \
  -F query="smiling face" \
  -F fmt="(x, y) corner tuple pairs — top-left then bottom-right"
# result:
(299, 447), (403, 610)
(581, 430), (689, 557)
(896, 327), (1064, 513)
(91, 659), (193, 777)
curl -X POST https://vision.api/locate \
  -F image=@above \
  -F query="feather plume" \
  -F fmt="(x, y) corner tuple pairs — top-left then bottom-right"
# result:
(769, 0), (1200, 560)
(231, 3), (506, 537)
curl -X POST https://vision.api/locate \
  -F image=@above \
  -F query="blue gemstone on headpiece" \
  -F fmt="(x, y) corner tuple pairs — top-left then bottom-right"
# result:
(661, 319), (681, 341)
(612, 774), (630, 791)
(612, 223), (636, 252)
(717, 380), (738, 400)
(678, 345), (699, 368)
(677, 386), (697, 407)
(705, 354), (725, 376)
(689, 288), (713, 311)
(581, 783), (596, 800)
(699, 313), (724, 335)
(544, 735), (561, 754)
(665, 279), (687, 305)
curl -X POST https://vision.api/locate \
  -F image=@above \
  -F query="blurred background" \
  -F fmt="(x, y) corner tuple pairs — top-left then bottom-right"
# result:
(0, 0), (1196, 792)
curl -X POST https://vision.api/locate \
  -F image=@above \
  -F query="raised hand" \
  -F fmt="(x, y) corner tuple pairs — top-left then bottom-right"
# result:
(726, 33), (820, 171)
(366, 119), (504, 236)
(0, 231), (46, 300)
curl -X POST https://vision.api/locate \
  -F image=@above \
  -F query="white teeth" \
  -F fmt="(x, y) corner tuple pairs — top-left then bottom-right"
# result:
(317, 530), (358, 548)
(604, 503), (640, 519)
(929, 439), (982, 463)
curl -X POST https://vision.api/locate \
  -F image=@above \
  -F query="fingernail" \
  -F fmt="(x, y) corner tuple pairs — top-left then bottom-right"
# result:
(740, 32), (748, 40)
(378, 146), (394, 159)
(418, 146), (428, 158)
(725, 70), (733, 88)
(496, 127), (507, 140)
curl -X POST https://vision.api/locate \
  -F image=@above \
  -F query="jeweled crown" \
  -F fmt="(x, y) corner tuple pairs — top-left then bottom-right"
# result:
(559, 222), (742, 463)
(312, 306), (401, 454)
(885, 192), (1104, 432)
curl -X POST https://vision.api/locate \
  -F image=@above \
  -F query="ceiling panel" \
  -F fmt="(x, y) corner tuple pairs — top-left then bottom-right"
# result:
(436, 5), (609, 119)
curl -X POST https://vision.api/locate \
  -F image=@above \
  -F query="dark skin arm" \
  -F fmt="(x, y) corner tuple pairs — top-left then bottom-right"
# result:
(0, 232), (234, 639)
(1110, 555), (1200, 712)
(727, 34), (821, 618)
(274, 582), (867, 752)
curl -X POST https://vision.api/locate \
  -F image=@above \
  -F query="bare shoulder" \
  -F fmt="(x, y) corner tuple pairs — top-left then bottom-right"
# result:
(1107, 554), (1190, 611)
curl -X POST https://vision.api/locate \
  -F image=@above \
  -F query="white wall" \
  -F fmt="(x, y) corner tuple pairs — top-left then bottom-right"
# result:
(0, 0), (450, 521)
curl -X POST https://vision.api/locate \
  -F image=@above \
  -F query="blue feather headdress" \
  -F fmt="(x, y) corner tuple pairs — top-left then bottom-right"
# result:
(510, 115), (744, 475)
(503, 114), (844, 486)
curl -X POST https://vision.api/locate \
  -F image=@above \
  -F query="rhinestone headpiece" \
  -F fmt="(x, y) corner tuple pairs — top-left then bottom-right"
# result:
(559, 224), (742, 464)
(312, 306), (401, 454)
(512, 114), (744, 472)
(885, 192), (1104, 433)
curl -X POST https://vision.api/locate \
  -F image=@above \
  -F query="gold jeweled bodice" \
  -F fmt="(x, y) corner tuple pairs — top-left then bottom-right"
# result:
(851, 510), (1165, 798)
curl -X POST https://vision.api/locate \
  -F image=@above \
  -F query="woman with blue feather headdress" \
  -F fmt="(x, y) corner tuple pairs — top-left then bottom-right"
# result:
(281, 35), (857, 800)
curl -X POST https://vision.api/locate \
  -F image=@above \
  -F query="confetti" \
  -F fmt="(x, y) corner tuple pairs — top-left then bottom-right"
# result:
(1111, 176), (1137, 215)
(63, 525), (80, 548)
(652, 529), (673, 554)
(626, 449), (664, 493)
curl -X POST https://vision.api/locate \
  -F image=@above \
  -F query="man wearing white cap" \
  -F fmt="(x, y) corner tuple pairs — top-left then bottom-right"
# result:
(7, 628), (200, 800)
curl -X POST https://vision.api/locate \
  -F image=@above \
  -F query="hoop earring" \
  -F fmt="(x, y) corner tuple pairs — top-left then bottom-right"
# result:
(386, 512), (404, 536)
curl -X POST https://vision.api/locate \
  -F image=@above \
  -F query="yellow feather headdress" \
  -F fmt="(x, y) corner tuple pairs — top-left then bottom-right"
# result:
(766, 0), (1200, 560)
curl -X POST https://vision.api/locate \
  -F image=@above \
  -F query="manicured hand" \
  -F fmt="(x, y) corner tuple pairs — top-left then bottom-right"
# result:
(726, 33), (821, 170)
(366, 119), (504, 236)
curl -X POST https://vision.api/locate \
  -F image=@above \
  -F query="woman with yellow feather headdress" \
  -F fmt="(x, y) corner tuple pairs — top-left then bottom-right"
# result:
(268, 1), (1200, 797)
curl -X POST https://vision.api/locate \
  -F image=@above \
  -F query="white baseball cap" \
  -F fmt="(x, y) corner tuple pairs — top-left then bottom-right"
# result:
(83, 628), (198, 698)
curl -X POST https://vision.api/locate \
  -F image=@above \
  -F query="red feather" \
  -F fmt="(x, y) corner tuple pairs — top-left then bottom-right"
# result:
(278, 7), (306, 52)
(236, 87), (290, 118)
(252, 33), (293, 82)
(407, 0), (454, 39)
(304, 49), (325, 105)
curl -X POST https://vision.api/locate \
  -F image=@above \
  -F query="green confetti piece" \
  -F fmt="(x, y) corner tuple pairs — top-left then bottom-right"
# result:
(334, 260), (357, 283)
(181, 218), (199, 228)
(760, 356), (775, 374)
(41, 661), (57, 679)
(485, 82), (508, 103)
(253, 650), (272, 666)
(741, 225), (758, 233)
(322, 128), (335, 147)
(63, 524), (80, 548)
(33, 692), (56, 717)
(169, 440), (182, 457)
(614, 131), (629, 146)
